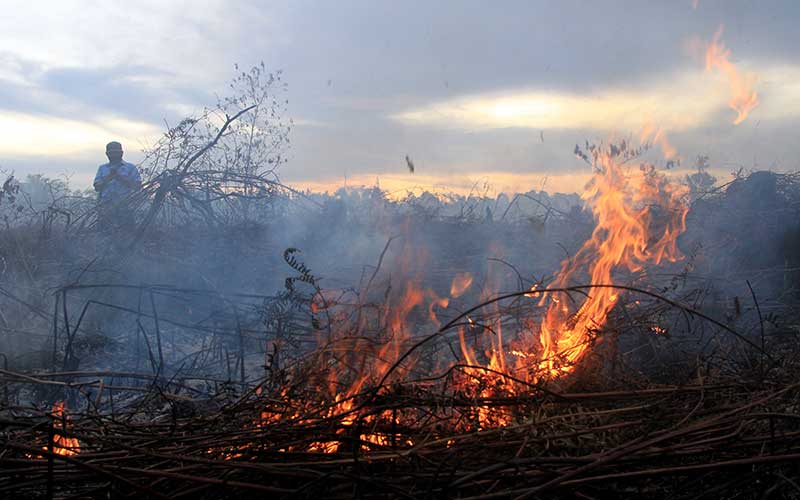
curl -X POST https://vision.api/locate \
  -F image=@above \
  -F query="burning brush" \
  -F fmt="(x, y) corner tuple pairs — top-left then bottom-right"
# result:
(48, 401), (80, 456)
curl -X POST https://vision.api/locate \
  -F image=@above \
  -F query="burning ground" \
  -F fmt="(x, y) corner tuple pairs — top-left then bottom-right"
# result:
(1, 40), (800, 498)
(3, 134), (800, 498)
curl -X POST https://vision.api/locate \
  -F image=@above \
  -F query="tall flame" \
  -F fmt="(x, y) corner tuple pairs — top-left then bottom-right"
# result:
(538, 145), (688, 376)
(705, 26), (759, 125)
(255, 155), (689, 445)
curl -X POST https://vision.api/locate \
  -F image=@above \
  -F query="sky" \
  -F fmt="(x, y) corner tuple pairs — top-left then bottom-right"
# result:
(0, 0), (798, 195)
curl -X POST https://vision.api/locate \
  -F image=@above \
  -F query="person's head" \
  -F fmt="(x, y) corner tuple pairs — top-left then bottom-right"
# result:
(105, 141), (124, 163)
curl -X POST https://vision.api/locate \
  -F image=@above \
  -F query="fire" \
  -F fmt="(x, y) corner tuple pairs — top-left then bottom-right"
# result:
(49, 401), (80, 456)
(293, 235), (436, 452)
(640, 123), (677, 160)
(253, 152), (689, 443)
(537, 144), (688, 377)
(450, 272), (474, 298)
(454, 253), (517, 428)
(459, 322), (514, 428)
(705, 26), (759, 125)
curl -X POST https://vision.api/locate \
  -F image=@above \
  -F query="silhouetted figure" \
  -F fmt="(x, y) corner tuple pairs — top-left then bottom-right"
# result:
(93, 141), (141, 246)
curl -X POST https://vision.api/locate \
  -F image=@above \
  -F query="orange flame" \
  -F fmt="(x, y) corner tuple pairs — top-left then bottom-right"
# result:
(49, 401), (80, 456)
(256, 163), (688, 441)
(705, 26), (759, 125)
(450, 272), (474, 298)
(454, 253), (516, 428)
(537, 146), (688, 376)
(640, 123), (677, 160)
(299, 234), (437, 452)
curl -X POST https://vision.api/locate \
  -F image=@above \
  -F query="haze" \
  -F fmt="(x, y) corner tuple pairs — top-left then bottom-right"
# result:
(0, 0), (797, 195)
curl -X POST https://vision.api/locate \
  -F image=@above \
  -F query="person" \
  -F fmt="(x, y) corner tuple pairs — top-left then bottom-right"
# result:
(93, 141), (142, 240)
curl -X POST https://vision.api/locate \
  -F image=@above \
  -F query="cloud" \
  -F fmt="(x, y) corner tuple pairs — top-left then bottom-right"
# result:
(38, 65), (210, 122)
(0, 2), (289, 168)
(391, 86), (711, 133)
(0, 1), (284, 79)
(0, 61), (205, 162)
(391, 62), (800, 133)
(0, 111), (161, 157)
(0, 0), (799, 192)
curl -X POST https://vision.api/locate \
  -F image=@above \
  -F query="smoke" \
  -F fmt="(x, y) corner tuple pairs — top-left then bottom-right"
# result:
(0, 176), (588, 378)
(1, 161), (797, 393)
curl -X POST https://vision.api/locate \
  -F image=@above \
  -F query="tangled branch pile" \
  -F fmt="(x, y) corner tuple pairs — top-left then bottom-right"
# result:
(3, 265), (800, 499)
(3, 352), (800, 499)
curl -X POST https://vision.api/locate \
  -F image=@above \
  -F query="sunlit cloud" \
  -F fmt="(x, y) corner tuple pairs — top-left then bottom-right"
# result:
(392, 74), (718, 132)
(0, 1), (797, 192)
(392, 64), (800, 133)
(0, 112), (161, 157)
